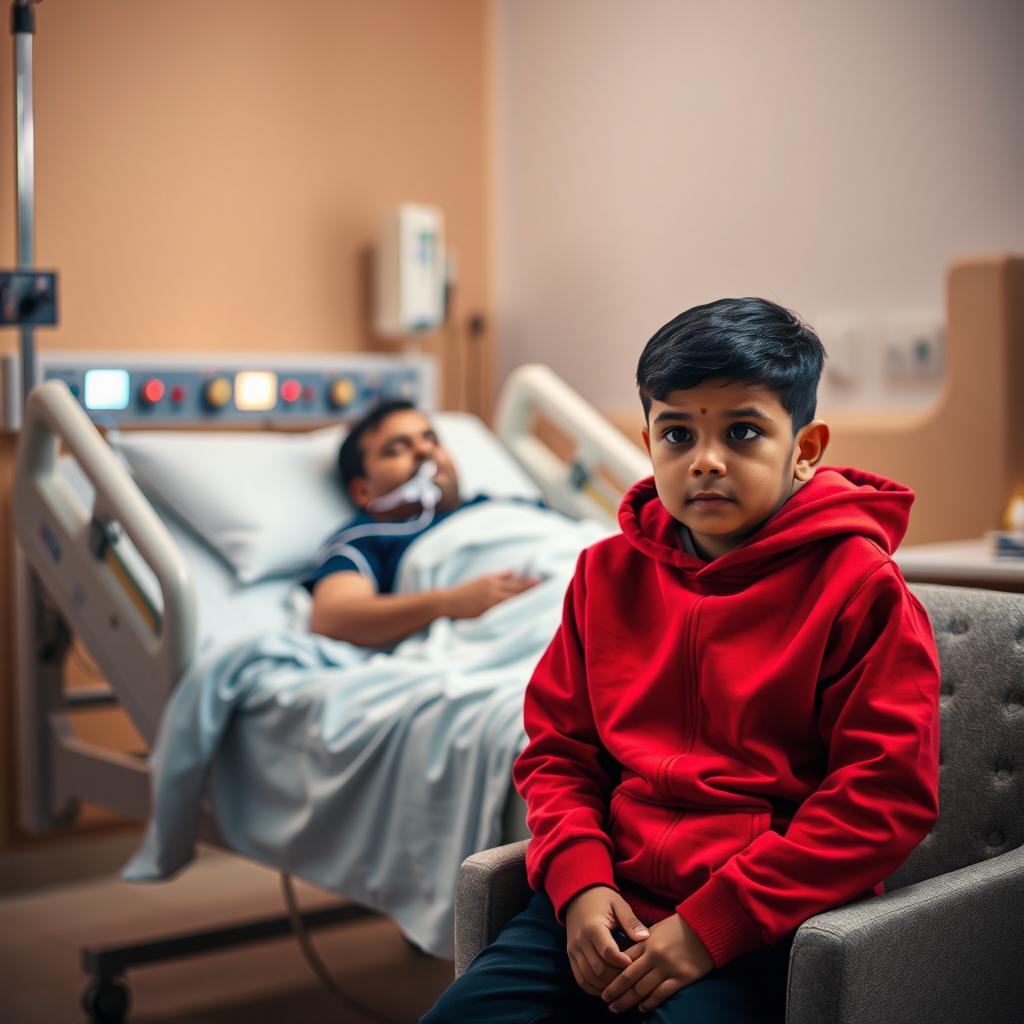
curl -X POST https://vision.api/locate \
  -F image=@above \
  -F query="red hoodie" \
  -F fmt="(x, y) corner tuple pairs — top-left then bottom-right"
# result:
(513, 466), (940, 968)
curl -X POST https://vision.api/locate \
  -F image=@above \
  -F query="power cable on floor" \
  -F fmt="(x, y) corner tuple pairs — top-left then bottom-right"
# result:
(280, 872), (408, 1024)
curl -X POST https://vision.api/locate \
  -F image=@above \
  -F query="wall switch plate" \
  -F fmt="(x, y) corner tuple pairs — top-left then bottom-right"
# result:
(882, 312), (944, 381)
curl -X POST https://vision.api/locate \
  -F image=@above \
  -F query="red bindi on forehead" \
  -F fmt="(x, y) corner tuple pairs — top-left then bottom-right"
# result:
(700, 408), (707, 415)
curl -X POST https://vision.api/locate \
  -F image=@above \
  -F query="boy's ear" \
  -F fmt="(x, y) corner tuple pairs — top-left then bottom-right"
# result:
(641, 426), (651, 458)
(348, 477), (371, 509)
(793, 420), (830, 482)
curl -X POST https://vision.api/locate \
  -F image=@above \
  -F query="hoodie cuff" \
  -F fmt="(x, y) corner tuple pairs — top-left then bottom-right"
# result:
(676, 873), (765, 968)
(544, 839), (617, 923)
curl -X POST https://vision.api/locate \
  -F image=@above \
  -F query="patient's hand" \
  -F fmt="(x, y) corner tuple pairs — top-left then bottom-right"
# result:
(443, 572), (540, 619)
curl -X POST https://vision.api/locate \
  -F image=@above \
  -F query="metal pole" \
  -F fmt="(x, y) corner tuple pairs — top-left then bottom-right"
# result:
(10, 0), (63, 841)
(13, 0), (36, 402)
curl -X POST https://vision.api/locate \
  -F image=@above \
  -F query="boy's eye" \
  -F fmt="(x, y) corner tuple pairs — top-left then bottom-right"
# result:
(663, 427), (692, 445)
(727, 424), (761, 442)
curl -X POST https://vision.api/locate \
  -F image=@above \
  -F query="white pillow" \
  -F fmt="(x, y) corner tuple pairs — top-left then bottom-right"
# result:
(109, 413), (542, 584)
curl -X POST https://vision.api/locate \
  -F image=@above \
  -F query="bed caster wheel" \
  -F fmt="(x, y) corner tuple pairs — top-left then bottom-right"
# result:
(81, 978), (131, 1023)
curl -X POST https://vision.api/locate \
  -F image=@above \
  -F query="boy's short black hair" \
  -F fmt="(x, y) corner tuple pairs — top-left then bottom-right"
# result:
(636, 297), (826, 432)
(337, 399), (417, 489)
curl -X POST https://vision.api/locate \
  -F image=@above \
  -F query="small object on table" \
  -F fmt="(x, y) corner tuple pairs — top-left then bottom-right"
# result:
(988, 530), (1024, 558)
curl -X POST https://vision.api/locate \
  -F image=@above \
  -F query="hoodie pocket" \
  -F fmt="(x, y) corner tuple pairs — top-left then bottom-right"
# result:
(611, 794), (771, 901)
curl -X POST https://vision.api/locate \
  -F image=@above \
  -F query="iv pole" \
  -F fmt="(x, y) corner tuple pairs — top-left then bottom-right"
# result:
(13, 0), (35, 403)
(9, 0), (75, 845)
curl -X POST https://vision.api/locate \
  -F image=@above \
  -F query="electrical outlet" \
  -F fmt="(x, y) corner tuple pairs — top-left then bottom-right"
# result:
(882, 313), (944, 381)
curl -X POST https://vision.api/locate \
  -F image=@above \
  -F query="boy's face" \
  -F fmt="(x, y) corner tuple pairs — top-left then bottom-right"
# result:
(641, 379), (829, 561)
(349, 409), (460, 515)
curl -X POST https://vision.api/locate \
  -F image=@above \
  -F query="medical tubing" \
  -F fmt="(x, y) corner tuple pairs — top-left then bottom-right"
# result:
(279, 872), (406, 1024)
(312, 460), (442, 566)
(366, 458), (441, 513)
(311, 506), (436, 572)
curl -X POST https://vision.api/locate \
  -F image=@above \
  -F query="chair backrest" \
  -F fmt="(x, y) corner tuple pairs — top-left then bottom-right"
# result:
(886, 584), (1024, 890)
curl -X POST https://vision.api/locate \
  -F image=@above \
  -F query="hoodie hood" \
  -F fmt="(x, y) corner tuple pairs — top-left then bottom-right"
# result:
(619, 466), (914, 577)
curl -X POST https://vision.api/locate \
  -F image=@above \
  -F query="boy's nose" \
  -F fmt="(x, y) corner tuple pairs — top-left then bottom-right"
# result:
(689, 446), (727, 476)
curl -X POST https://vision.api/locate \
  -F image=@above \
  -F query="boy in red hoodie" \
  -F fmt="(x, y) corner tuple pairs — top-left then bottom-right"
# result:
(423, 297), (940, 1023)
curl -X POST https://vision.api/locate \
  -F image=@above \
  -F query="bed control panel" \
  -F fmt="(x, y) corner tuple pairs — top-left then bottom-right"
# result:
(0, 352), (437, 429)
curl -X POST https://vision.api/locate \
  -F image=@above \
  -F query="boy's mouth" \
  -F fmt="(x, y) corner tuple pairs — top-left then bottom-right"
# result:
(687, 491), (733, 505)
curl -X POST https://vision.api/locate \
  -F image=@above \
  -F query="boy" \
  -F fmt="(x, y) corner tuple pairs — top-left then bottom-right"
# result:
(302, 400), (538, 646)
(423, 297), (940, 1023)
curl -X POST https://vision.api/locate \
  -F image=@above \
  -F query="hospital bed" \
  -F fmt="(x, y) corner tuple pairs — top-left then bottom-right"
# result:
(12, 359), (648, 1021)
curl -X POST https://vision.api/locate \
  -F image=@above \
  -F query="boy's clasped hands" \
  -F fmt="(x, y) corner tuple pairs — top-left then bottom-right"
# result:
(565, 886), (715, 1014)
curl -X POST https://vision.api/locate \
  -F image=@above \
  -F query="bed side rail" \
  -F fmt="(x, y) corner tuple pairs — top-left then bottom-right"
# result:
(495, 364), (649, 523)
(13, 379), (197, 746)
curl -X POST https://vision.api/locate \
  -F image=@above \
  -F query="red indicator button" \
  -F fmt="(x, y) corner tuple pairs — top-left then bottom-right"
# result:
(281, 378), (302, 403)
(141, 378), (165, 405)
(170, 385), (186, 404)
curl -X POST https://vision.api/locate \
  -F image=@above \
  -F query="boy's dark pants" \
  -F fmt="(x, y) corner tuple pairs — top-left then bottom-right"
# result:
(422, 891), (794, 1024)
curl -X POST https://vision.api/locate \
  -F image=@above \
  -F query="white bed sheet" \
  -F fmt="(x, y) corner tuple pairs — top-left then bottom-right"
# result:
(165, 512), (298, 648)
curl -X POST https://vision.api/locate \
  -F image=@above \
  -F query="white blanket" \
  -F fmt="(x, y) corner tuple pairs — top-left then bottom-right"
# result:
(124, 500), (610, 958)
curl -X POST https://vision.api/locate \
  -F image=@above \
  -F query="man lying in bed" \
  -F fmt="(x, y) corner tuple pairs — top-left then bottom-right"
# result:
(301, 400), (541, 646)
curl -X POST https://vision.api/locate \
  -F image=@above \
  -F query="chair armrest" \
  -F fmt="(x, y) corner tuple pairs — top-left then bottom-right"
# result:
(454, 840), (531, 977)
(786, 843), (1024, 1024)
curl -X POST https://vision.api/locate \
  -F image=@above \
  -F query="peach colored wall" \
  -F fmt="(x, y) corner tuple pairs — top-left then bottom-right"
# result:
(494, 0), (1024, 411)
(0, 0), (493, 848)
(0, 0), (491, 356)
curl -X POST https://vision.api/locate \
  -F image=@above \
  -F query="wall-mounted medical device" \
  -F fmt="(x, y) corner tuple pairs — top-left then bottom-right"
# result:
(0, 270), (58, 326)
(0, 351), (437, 430)
(373, 204), (447, 338)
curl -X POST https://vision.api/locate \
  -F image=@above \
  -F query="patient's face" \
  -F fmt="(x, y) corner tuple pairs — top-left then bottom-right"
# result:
(642, 379), (826, 561)
(349, 409), (461, 516)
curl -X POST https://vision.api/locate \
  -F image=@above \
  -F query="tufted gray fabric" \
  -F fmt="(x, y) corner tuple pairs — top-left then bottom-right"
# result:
(453, 584), (1024, 1023)
(889, 585), (1024, 889)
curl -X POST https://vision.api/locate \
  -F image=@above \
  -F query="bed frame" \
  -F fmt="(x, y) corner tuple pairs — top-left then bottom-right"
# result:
(12, 362), (648, 1019)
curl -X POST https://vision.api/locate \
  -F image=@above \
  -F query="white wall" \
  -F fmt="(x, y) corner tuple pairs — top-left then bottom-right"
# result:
(494, 0), (1024, 411)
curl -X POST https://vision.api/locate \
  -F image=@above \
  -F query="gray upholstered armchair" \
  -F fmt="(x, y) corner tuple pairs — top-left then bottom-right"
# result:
(454, 584), (1024, 1024)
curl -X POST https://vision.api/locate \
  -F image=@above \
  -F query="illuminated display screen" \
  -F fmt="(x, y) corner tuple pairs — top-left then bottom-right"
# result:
(84, 369), (131, 410)
(235, 371), (277, 411)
